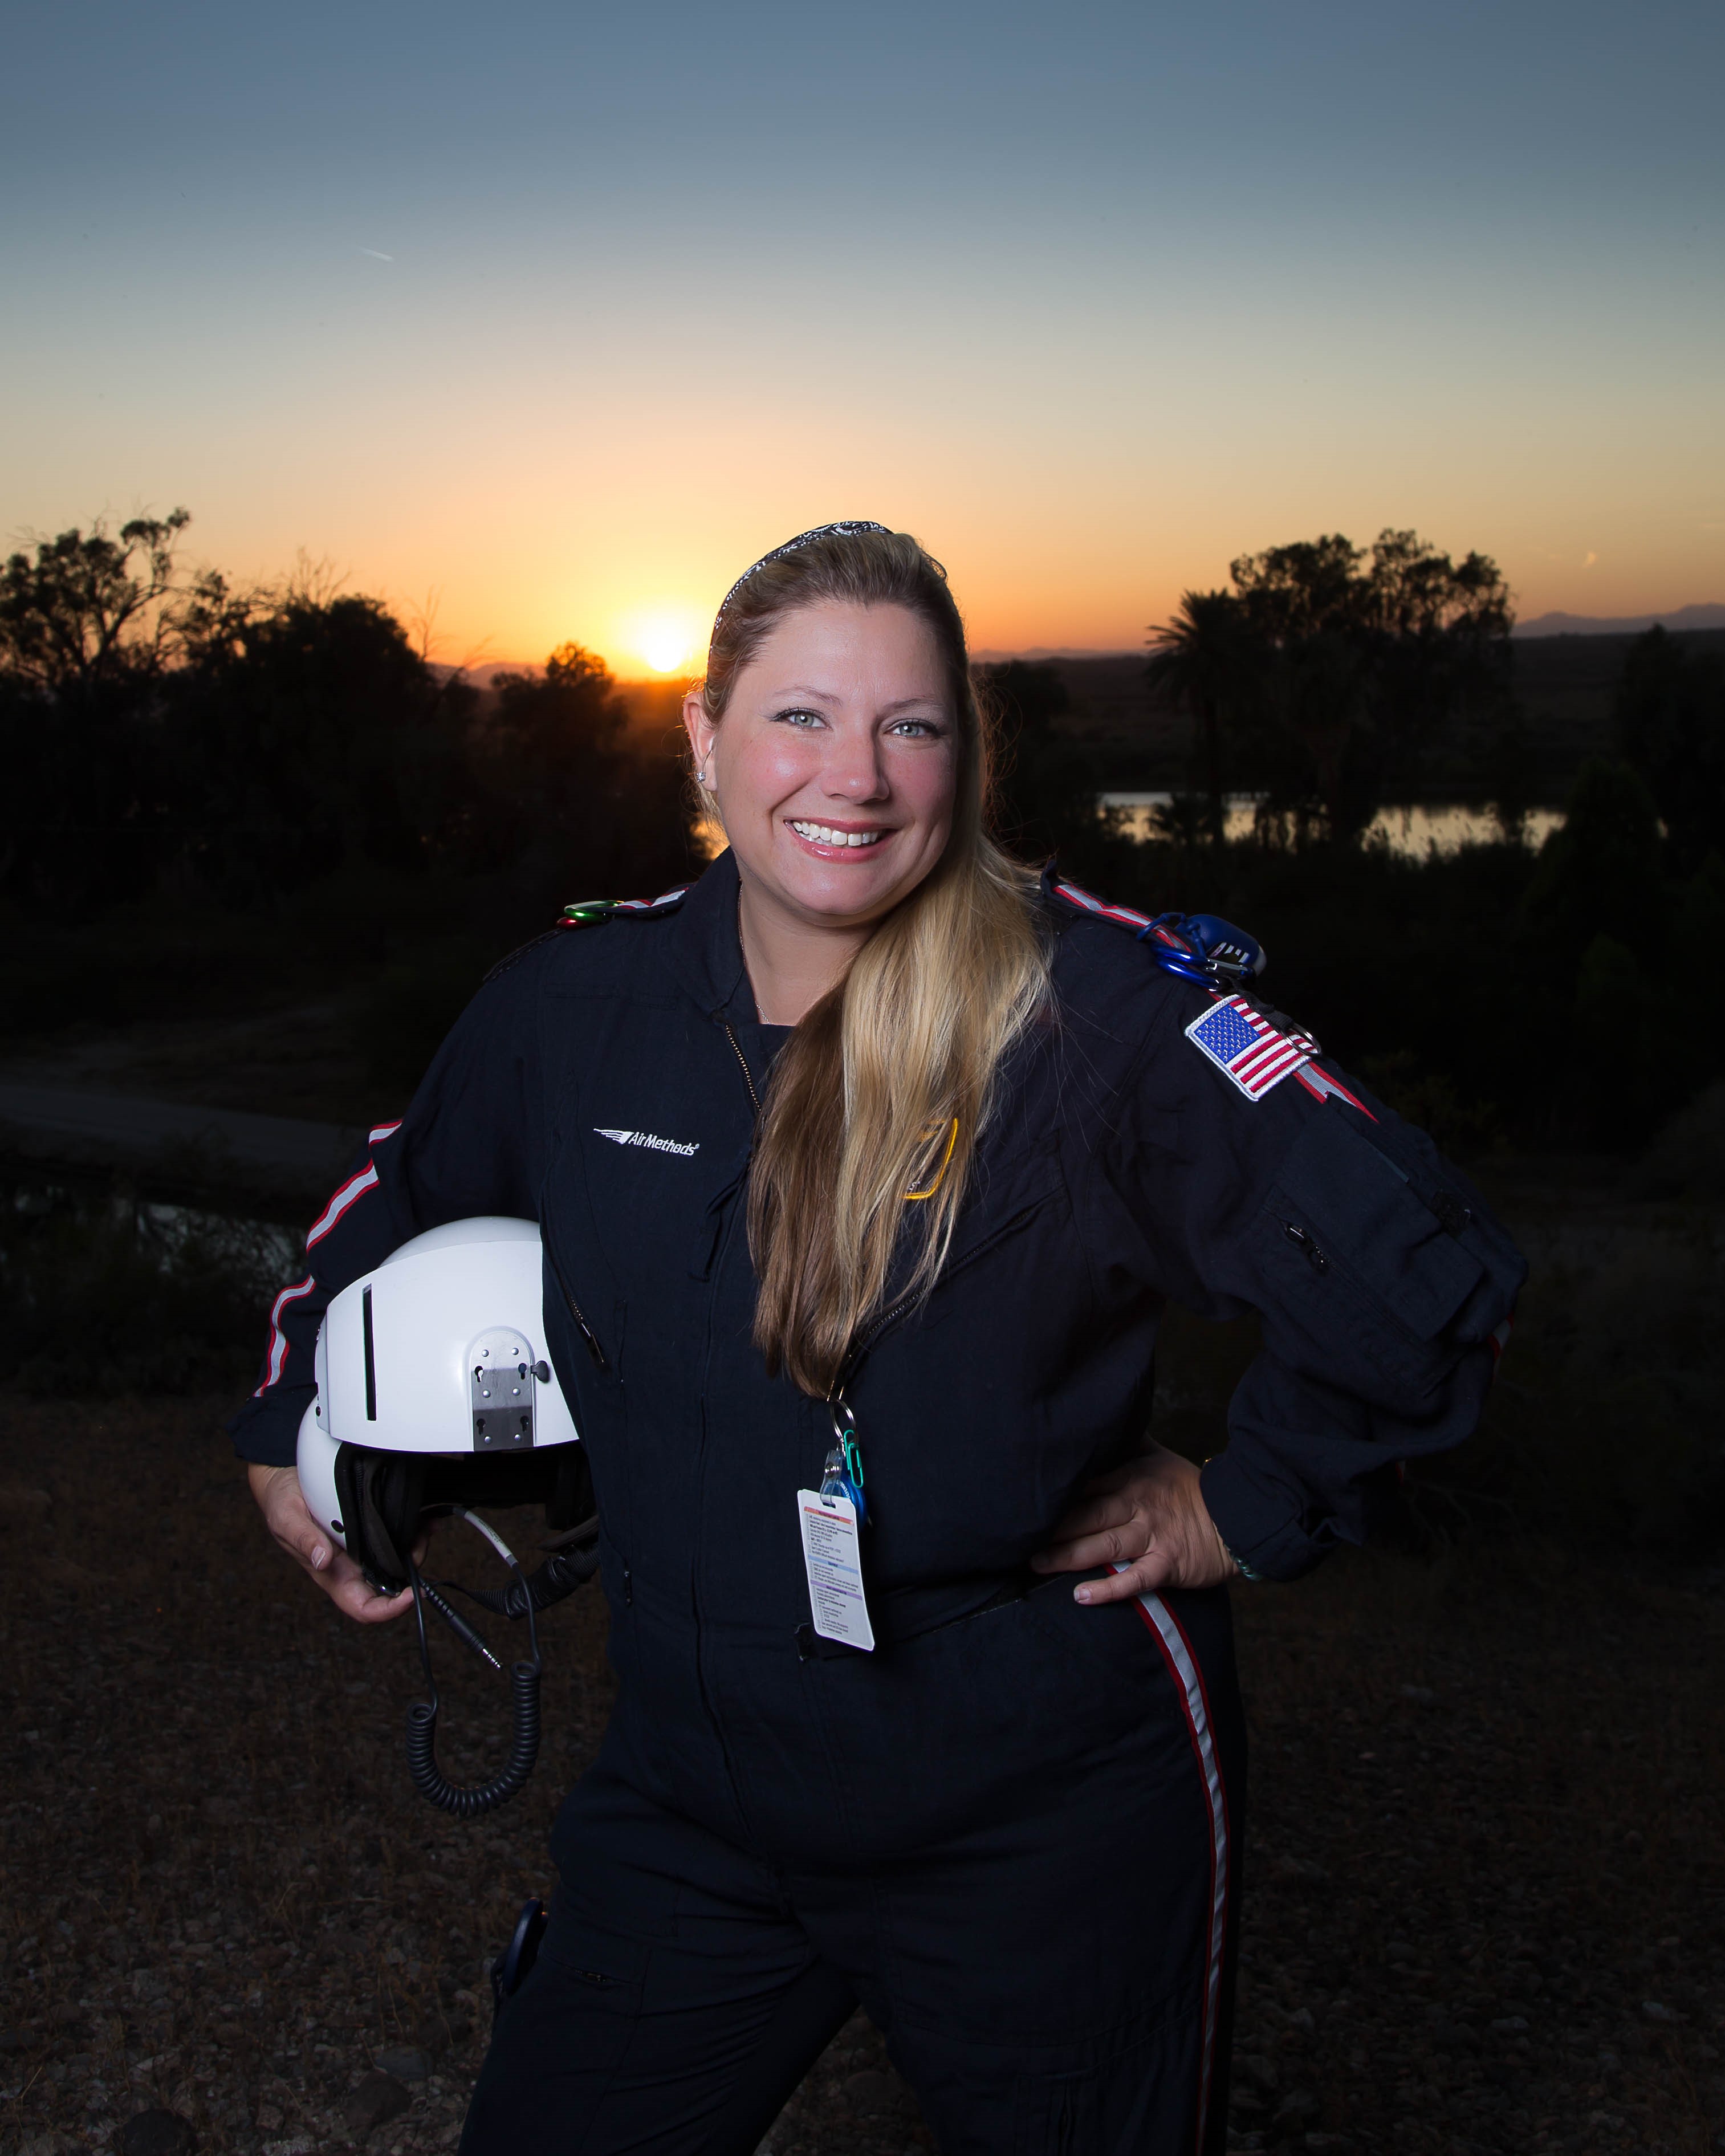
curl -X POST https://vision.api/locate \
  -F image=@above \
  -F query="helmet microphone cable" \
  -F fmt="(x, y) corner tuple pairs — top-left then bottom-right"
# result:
(414, 1573), (502, 1672)
(405, 1507), (542, 1818)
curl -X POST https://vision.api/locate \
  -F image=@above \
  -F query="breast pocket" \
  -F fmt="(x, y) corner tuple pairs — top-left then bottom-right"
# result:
(906, 1151), (1068, 1348)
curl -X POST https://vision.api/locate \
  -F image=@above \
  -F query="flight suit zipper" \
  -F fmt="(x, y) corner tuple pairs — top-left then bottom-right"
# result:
(720, 1020), (762, 1114)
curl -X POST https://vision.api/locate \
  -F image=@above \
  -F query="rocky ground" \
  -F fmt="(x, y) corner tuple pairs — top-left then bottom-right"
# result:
(2, 1398), (1721, 2156)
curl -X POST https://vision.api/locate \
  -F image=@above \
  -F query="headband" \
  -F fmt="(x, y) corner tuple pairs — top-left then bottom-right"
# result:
(710, 521), (890, 641)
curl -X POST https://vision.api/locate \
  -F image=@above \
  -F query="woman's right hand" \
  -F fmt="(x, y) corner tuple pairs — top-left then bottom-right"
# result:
(247, 1463), (417, 1625)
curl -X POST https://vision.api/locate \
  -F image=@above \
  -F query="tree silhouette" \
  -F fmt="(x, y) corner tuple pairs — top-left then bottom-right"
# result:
(1149, 530), (1515, 842)
(0, 510), (208, 909)
(1523, 756), (1664, 965)
(1613, 626), (1725, 877)
(169, 592), (467, 905)
(1145, 592), (1256, 842)
(981, 661), (1096, 861)
(0, 509), (195, 698)
(456, 643), (691, 902)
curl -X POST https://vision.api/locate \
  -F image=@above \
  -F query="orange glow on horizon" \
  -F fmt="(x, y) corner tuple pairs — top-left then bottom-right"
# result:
(403, 466), (1721, 686)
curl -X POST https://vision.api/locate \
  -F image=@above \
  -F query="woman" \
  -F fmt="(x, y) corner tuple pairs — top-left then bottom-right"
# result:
(238, 523), (1524, 2154)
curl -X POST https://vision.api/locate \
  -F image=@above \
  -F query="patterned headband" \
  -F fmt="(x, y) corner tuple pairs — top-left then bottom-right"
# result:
(710, 521), (890, 641)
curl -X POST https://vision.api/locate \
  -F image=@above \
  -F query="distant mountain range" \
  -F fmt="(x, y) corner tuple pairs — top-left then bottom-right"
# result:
(1513, 604), (1725, 637)
(970, 646), (1141, 662)
(430, 660), (538, 686)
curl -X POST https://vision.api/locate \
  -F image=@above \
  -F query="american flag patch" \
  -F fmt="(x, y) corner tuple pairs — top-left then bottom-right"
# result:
(1185, 996), (1314, 1100)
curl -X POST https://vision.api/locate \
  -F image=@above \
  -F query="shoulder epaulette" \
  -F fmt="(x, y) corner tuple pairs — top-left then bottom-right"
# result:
(1047, 875), (1266, 991)
(558, 886), (691, 930)
(482, 886), (692, 985)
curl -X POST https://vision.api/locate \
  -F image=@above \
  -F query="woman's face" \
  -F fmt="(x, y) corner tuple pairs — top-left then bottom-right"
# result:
(684, 600), (960, 933)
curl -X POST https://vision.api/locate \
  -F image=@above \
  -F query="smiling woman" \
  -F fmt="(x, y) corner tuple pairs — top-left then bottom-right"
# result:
(687, 601), (959, 957)
(680, 523), (1049, 1392)
(237, 519), (1524, 2156)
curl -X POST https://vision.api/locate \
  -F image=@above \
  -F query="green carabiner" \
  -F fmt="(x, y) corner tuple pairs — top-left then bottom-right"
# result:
(560, 898), (619, 928)
(829, 1398), (865, 1489)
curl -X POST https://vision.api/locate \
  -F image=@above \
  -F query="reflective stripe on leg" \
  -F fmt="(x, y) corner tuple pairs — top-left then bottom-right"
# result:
(1114, 1567), (1230, 2156)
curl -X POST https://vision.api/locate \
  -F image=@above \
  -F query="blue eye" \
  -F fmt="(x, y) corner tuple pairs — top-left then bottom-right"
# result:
(773, 707), (828, 729)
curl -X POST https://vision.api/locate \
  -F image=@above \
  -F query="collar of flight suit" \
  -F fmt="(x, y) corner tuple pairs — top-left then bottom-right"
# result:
(660, 848), (757, 1025)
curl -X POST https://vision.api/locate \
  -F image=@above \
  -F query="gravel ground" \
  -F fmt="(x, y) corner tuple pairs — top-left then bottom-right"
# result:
(2, 1399), (1722, 2156)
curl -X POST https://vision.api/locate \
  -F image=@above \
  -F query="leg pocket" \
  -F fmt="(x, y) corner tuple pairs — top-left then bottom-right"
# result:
(532, 1895), (653, 1995)
(461, 1906), (648, 2156)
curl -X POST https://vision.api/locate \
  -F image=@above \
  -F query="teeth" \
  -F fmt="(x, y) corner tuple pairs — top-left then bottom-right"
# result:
(790, 821), (884, 848)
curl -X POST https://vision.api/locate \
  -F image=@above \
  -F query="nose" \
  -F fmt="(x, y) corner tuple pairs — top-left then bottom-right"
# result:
(822, 729), (888, 803)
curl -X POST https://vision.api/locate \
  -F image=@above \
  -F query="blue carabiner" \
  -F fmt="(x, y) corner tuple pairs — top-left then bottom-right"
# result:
(823, 1400), (869, 1527)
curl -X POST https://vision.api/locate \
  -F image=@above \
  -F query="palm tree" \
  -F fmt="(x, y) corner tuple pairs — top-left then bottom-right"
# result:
(1146, 590), (1255, 844)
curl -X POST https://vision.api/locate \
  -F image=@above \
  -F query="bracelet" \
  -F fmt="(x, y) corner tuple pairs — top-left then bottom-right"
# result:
(1217, 1529), (1267, 1583)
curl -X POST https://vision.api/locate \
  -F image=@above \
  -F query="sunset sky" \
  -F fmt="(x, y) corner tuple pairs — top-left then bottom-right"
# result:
(3, 1), (1722, 676)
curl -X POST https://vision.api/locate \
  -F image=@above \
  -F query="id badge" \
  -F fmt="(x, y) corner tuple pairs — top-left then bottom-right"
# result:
(795, 1488), (875, 1652)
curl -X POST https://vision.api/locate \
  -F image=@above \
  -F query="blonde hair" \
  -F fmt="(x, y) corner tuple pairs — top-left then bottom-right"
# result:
(697, 526), (1050, 1397)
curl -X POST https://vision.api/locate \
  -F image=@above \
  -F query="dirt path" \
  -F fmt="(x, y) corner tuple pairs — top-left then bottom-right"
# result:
(0, 1005), (373, 1211)
(2, 1402), (1720, 2156)
(0, 1006), (369, 1130)
(0, 1085), (356, 1192)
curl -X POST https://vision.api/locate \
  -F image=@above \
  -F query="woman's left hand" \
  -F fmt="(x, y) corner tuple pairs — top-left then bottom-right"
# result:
(1029, 1442), (1238, 1602)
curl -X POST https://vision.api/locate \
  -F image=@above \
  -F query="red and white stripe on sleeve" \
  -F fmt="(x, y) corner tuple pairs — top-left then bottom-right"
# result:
(253, 1121), (405, 1398)
(253, 1275), (316, 1397)
(305, 1121), (402, 1250)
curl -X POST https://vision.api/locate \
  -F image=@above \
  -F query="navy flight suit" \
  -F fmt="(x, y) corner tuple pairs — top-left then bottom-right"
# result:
(231, 851), (1525, 2156)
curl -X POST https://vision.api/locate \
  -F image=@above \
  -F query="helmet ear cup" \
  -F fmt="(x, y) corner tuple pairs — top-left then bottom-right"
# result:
(547, 1442), (596, 1533)
(333, 1446), (428, 1593)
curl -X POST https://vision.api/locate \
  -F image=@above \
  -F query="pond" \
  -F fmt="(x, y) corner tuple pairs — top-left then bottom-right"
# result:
(1098, 794), (1564, 853)
(697, 800), (1564, 859)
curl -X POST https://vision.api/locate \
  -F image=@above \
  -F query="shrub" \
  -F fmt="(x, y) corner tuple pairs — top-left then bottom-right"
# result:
(0, 1182), (291, 1396)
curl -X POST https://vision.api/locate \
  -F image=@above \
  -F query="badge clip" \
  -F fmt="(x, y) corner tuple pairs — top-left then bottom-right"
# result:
(821, 1398), (867, 1526)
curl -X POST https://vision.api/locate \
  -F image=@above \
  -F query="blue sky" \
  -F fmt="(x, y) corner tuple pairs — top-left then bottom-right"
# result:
(3, 0), (1720, 667)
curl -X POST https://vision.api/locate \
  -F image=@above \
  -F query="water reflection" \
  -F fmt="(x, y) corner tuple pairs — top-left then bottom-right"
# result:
(1, 1175), (295, 1393)
(1099, 794), (1564, 853)
(697, 799), (1564, 859)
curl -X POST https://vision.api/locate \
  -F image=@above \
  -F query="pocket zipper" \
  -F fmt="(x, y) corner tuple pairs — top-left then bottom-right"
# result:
(1282, 1221), (1329, 1274)
(832, 1188), (1060, 1393)
(548, 1251), (608, 1369)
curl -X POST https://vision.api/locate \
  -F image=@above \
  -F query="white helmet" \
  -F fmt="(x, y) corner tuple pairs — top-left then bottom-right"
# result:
(292, 1218), (597, 1819)
(296, 1217), (589, 1592)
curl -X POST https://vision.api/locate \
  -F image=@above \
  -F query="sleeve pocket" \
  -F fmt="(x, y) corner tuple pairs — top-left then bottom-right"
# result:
(1254, 1111), (1486, 1396)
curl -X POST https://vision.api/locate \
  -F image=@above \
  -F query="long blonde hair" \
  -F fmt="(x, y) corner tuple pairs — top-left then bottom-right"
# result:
(697, 526), (1050, 1396)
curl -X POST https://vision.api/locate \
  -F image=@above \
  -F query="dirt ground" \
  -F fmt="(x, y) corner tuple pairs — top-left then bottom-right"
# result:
(2, 1399), (1722, 2156)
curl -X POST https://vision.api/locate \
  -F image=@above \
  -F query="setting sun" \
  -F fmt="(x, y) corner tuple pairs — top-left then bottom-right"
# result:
(621, 605), (706, 677)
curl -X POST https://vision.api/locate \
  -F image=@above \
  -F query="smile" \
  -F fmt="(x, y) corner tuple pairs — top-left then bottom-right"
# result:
(787, 821), (887, 849)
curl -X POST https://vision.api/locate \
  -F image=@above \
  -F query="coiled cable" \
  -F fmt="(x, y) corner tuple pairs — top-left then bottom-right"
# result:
(406, 1507), (542, 1818)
